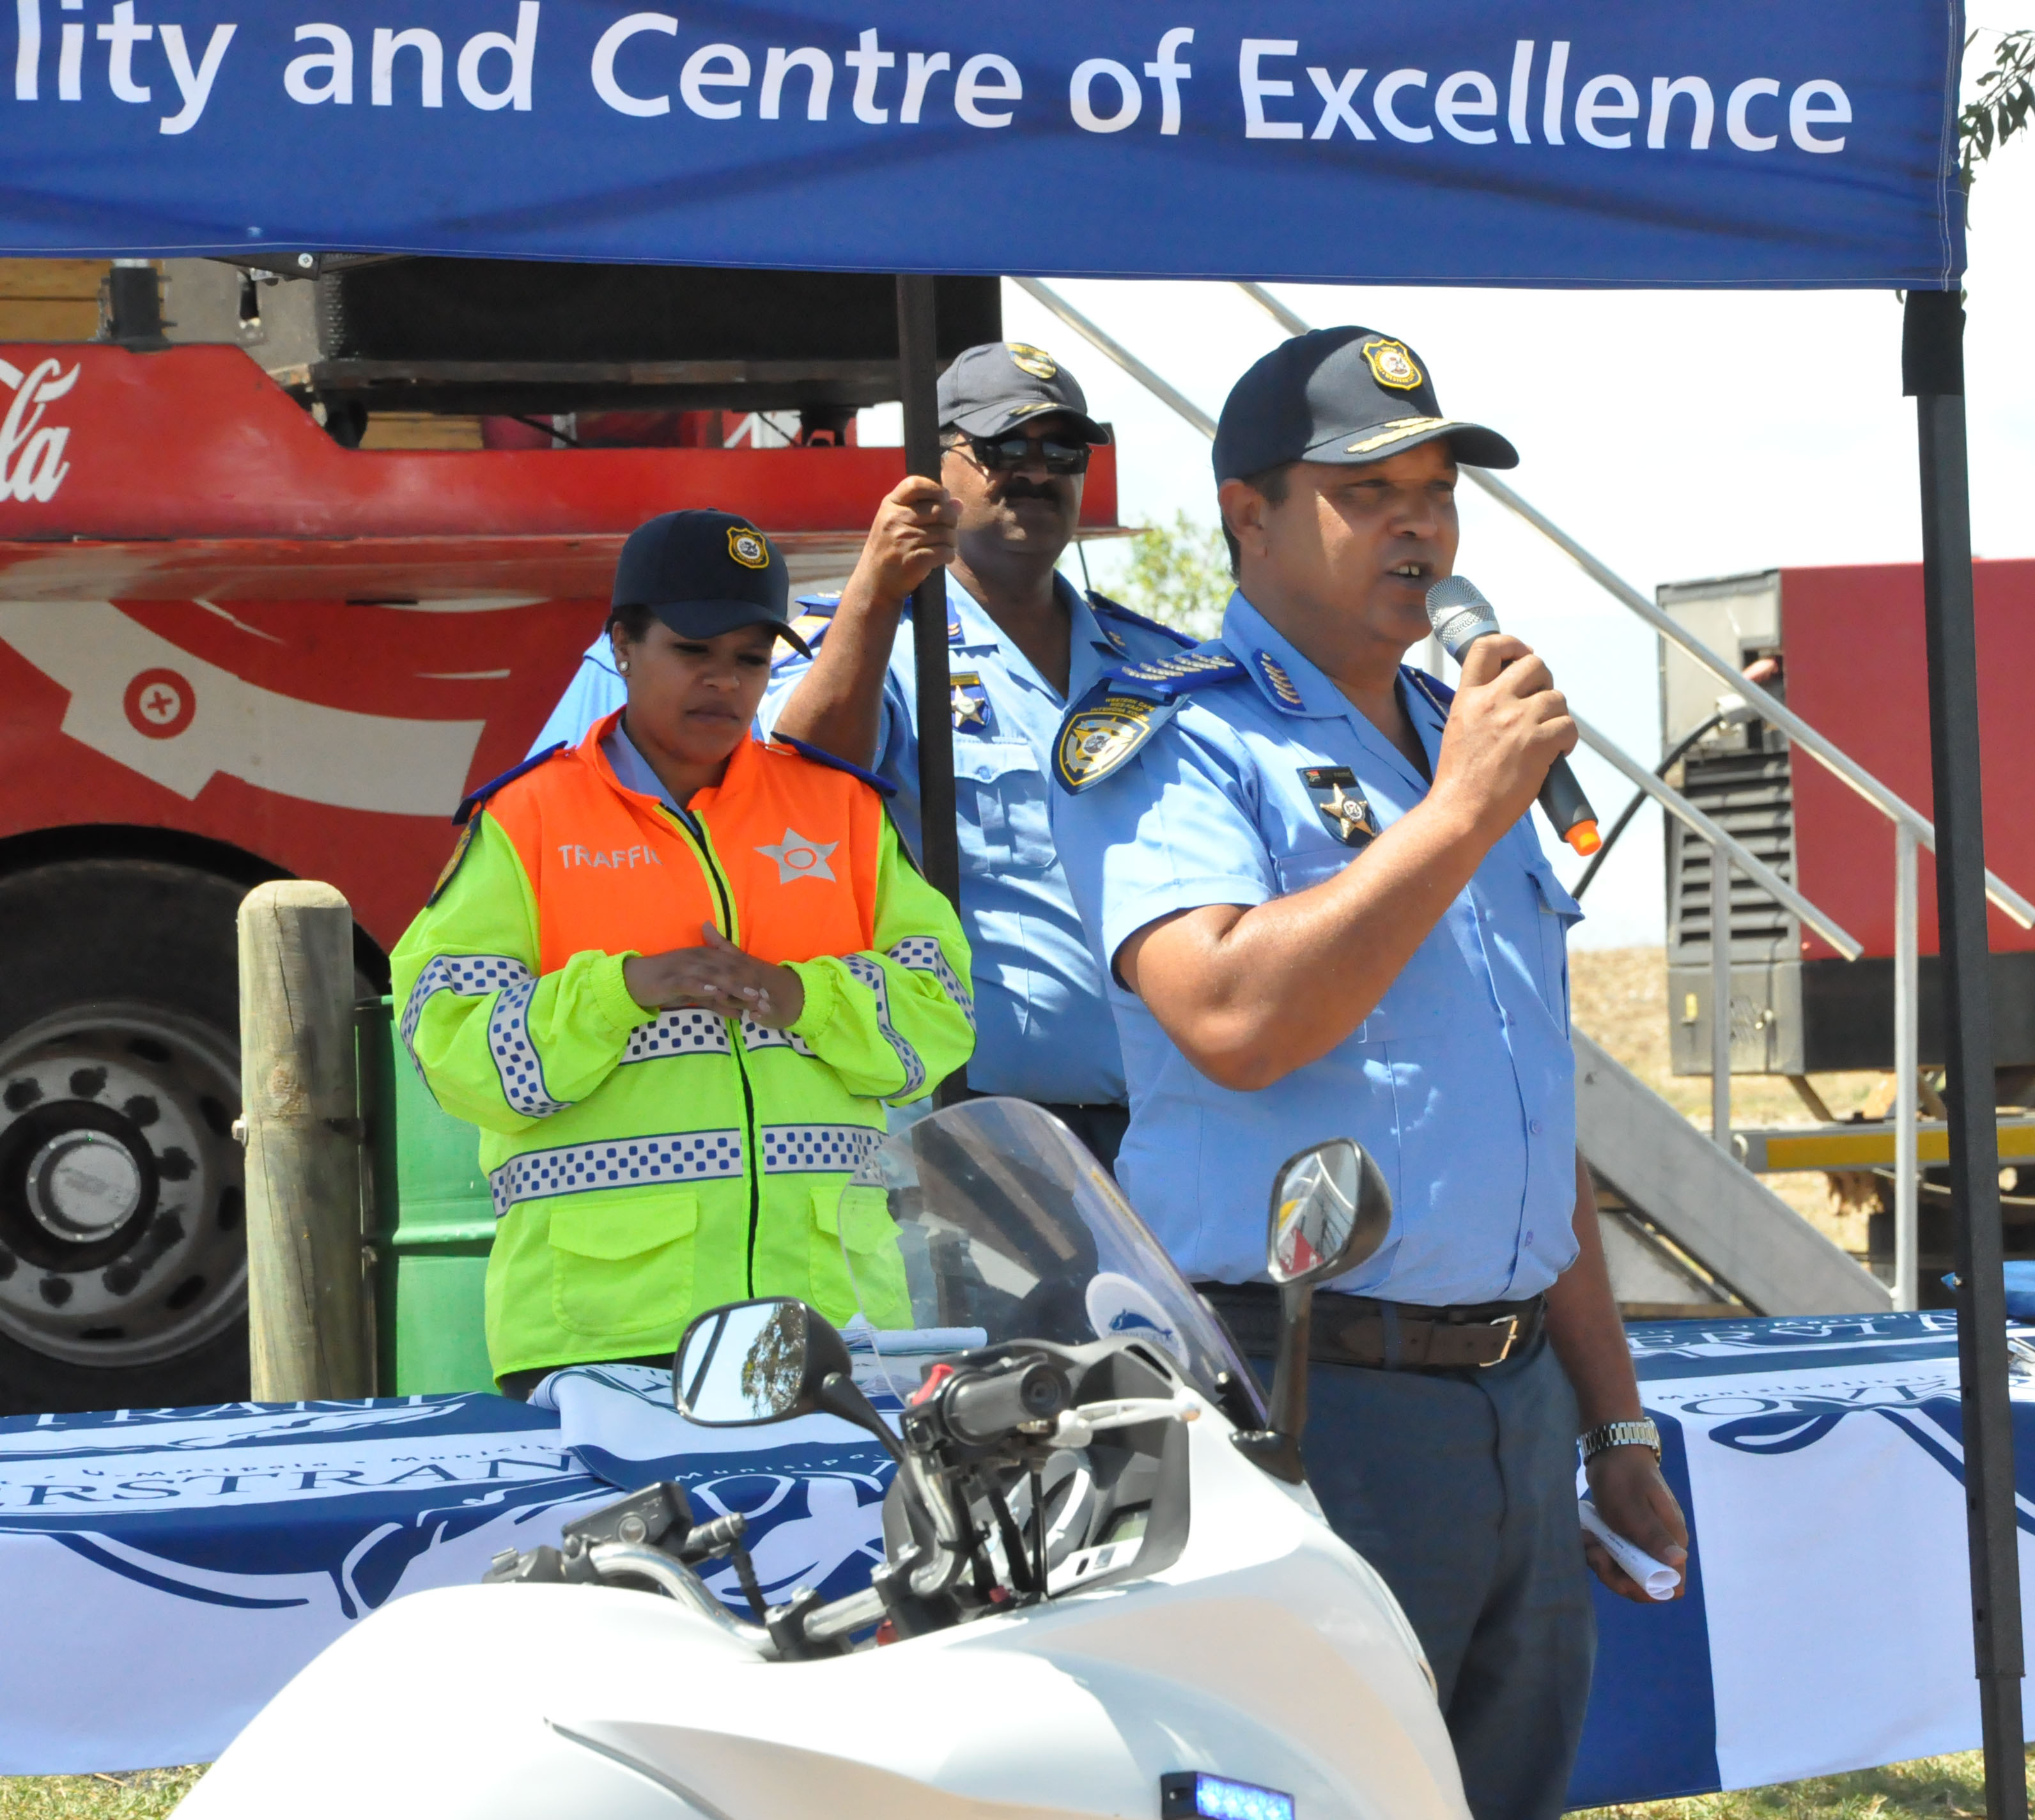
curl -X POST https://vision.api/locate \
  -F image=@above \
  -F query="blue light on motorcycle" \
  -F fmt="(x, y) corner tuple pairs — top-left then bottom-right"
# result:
(1160, 1772), (1296, 1820)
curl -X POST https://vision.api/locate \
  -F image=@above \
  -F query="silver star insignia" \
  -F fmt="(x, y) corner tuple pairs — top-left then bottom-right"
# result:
(754, 827), (839, 884)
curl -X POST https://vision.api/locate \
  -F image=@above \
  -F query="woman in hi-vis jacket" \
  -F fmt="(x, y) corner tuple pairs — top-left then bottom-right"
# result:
(394, 511), (975, 1397)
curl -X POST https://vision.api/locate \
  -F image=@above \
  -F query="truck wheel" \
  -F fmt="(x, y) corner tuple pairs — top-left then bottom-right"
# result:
(0, 860), (251, 1414)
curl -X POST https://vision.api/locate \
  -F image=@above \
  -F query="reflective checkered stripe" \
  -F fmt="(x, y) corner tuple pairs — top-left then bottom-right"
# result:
(844, 954), (924, 1097)
(757, 1124), (885, 1175)
(617, 1010), (816, 1064)
(488, 976), (569, 1116)
(739, 1015), (817, 1058)
(621, 1010), (731, 1061)
(402, 953), (566, 1119)
(887, 935), (975, 1032)
(489, 1130), (745, 1219)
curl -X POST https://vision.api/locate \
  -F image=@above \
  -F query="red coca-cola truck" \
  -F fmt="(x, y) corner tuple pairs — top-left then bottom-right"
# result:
(0, 265), (1118, 1412)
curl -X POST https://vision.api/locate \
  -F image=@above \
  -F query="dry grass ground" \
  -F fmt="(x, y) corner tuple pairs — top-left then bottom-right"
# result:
(1570, 946), (1889, 1258)
(4, 1750), (2020, 1819)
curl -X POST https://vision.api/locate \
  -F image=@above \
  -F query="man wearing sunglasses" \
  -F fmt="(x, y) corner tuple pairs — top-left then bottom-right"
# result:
(760, 341), (1193, 1166)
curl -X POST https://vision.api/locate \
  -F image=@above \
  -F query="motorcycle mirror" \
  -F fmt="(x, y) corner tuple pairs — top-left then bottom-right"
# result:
(1235, 1139), (1393, 1486)
(1265, 1139), (1390, 1287)
(672, 1298), (853, 1426)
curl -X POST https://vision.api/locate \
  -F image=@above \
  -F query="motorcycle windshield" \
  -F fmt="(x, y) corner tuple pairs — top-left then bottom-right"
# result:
(839, 1097), (1262, 1420)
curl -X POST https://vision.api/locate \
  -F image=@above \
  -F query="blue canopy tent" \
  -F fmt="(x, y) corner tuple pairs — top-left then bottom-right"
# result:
(4, 1), (2018, 1807)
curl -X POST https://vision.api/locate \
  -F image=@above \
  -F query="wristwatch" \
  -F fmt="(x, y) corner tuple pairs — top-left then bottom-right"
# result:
(1579, 1418), (1660, 1464)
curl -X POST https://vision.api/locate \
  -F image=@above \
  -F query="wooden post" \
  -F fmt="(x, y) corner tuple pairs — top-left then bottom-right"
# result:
(238, 881), (370, 1400)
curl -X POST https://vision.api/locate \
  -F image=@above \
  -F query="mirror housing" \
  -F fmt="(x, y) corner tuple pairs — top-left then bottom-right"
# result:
(672, 1297), (903, 1462)
(1235, 1139), (1392, 1484)
(1267, 1138), (1391, 1287)
(674, 1298), (850, 1426)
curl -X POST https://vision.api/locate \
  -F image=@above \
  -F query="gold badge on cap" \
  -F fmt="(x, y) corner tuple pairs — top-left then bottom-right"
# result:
(1361, 338), (1423, 391)
(727, 526), (770, 569)
(1008, 343), (1058, 380)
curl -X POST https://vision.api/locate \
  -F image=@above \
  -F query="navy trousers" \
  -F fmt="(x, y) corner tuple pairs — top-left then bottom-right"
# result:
(1253, 1337), (1595, 1820)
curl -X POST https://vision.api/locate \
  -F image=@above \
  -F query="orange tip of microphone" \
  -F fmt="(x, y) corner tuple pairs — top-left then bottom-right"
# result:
(1565, 820), (1603, 856)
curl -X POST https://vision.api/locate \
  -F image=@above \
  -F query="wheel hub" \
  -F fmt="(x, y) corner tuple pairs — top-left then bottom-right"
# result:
(28, 1130), (144, 1242)
(0, 1005), (244, 1369)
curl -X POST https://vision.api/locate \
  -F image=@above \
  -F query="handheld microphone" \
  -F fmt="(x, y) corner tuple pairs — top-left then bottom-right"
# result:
(1424, 575), (1601, 856)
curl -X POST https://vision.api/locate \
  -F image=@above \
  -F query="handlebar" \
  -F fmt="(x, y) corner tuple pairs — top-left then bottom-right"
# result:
(943, 1359), (1070, 1443)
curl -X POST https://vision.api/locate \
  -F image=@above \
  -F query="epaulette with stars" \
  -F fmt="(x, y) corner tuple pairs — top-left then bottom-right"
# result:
(1052, 648), (1248, 794)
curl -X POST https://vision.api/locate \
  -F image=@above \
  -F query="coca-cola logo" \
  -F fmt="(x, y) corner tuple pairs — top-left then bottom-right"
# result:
(0, 356), (78, 504)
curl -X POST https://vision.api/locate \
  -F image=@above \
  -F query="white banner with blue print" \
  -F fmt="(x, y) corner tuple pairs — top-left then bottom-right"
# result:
(1570, 1311), (2035, 1807)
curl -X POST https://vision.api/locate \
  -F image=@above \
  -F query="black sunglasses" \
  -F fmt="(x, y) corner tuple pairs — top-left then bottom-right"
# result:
(955, 433), (1092, 476)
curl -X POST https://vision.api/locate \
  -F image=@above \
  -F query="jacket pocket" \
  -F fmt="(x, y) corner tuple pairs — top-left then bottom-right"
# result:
(549, 1191), (698, 1339)
(809, 1183), (912, 1330)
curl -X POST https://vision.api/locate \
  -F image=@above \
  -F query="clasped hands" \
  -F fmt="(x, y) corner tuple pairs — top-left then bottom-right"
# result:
(623, 925), (805, 1030)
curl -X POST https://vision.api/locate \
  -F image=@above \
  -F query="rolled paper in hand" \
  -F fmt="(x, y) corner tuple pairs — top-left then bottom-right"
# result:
(1579, 1499), (1682, 1600)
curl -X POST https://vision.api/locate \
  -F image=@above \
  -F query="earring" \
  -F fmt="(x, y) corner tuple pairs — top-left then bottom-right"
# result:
(618, 661), (630, 674)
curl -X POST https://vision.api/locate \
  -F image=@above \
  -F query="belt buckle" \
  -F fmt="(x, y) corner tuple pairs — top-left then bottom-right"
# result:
(1480, 1313), (1521, 1367)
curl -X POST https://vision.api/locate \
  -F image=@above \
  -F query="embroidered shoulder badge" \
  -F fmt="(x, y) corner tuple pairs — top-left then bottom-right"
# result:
(1057, 694), (1160, 793)
(426, 819), (478, 906)
(1361, 337), (1424, 391)
(1299, 766), (1381, 847)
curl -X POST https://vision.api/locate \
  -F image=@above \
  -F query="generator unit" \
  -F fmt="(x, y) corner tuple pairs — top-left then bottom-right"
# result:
(1661, 560), (2035, 1083)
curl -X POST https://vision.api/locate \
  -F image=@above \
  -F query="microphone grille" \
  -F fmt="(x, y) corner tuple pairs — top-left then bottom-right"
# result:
(1425, 574), (1501, 661)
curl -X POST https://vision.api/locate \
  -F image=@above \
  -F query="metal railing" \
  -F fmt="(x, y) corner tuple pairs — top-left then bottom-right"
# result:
(1018, 274), (2035, 1312)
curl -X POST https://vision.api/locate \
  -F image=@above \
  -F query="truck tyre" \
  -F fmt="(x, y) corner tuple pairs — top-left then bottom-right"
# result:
(0, 860), (251, 1415)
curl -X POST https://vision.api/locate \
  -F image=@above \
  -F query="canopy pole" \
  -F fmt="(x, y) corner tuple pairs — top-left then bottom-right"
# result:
(896, 275), (965, 1104)
(1906, 286), (2026, 1820)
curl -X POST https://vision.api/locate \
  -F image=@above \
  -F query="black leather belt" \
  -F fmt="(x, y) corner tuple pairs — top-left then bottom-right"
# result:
(1197, 1283), (1545, 1371)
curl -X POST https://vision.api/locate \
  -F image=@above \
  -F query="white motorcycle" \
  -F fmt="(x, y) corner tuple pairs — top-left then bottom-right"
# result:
(178, 1098), (1470, 1820)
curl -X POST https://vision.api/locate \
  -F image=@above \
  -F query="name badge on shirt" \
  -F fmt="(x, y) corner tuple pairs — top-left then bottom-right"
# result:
(950, 672), (991, 732)
(1300, 766), (1381, 847)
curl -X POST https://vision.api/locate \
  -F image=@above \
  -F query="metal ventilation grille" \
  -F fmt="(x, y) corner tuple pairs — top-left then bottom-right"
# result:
(1667, 747), (1797, 962)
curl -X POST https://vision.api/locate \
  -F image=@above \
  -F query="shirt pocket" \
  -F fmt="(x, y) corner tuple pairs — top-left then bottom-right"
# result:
(958, 739), (1055, 875)
(1524, 860), (1584, 1030)
(548, 1191), (697, 1339)
(808, 1182), (911, 1330)
(1270, 843), (1352, 897)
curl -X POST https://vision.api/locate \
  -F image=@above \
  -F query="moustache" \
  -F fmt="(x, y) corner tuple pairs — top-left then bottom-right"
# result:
(1000, 479), (1062, 503)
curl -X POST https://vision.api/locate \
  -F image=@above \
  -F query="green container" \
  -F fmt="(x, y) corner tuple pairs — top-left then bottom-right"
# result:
(360, 1000), (497, 1395)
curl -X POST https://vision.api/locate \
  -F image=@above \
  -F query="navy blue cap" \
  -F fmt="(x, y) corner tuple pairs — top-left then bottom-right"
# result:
(938, 341), (1108, 443)
(611, 509), (809, 656)
(1213, 327), (1517, 482)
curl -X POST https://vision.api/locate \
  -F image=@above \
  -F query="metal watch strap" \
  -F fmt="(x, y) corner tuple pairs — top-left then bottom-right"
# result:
(1579, 1418), (1661, 1463)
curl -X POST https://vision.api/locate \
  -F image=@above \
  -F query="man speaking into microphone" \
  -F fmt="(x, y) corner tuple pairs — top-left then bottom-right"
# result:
(1050, 327), (1685, 1820)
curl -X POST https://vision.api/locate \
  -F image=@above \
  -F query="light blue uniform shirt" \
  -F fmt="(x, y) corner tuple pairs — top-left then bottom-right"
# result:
(758, 571), (1192, 1106)
(1049, 590), (1585, 1304)
(528, 634), (623, 757)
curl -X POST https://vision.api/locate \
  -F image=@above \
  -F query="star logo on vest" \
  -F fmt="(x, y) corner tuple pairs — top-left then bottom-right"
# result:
(755, 828), (838, 884)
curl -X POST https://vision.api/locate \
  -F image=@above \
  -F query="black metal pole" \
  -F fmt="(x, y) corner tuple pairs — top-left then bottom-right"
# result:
(1907, 285), (2027, 1820)
(896, 274), (964, 1104)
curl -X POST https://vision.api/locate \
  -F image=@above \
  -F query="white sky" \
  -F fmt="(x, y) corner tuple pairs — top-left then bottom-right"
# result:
(878, 15), (2035, 950)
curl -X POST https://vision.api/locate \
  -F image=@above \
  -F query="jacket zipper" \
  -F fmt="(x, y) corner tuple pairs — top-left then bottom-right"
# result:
(664, 803), (764, 1296)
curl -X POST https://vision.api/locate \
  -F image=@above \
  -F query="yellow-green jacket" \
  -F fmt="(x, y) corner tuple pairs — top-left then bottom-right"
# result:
(391, 713), (973, 1380)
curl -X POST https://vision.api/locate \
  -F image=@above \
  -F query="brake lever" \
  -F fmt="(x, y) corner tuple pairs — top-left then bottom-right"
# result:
(1045, 1394), (1201, 1448)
